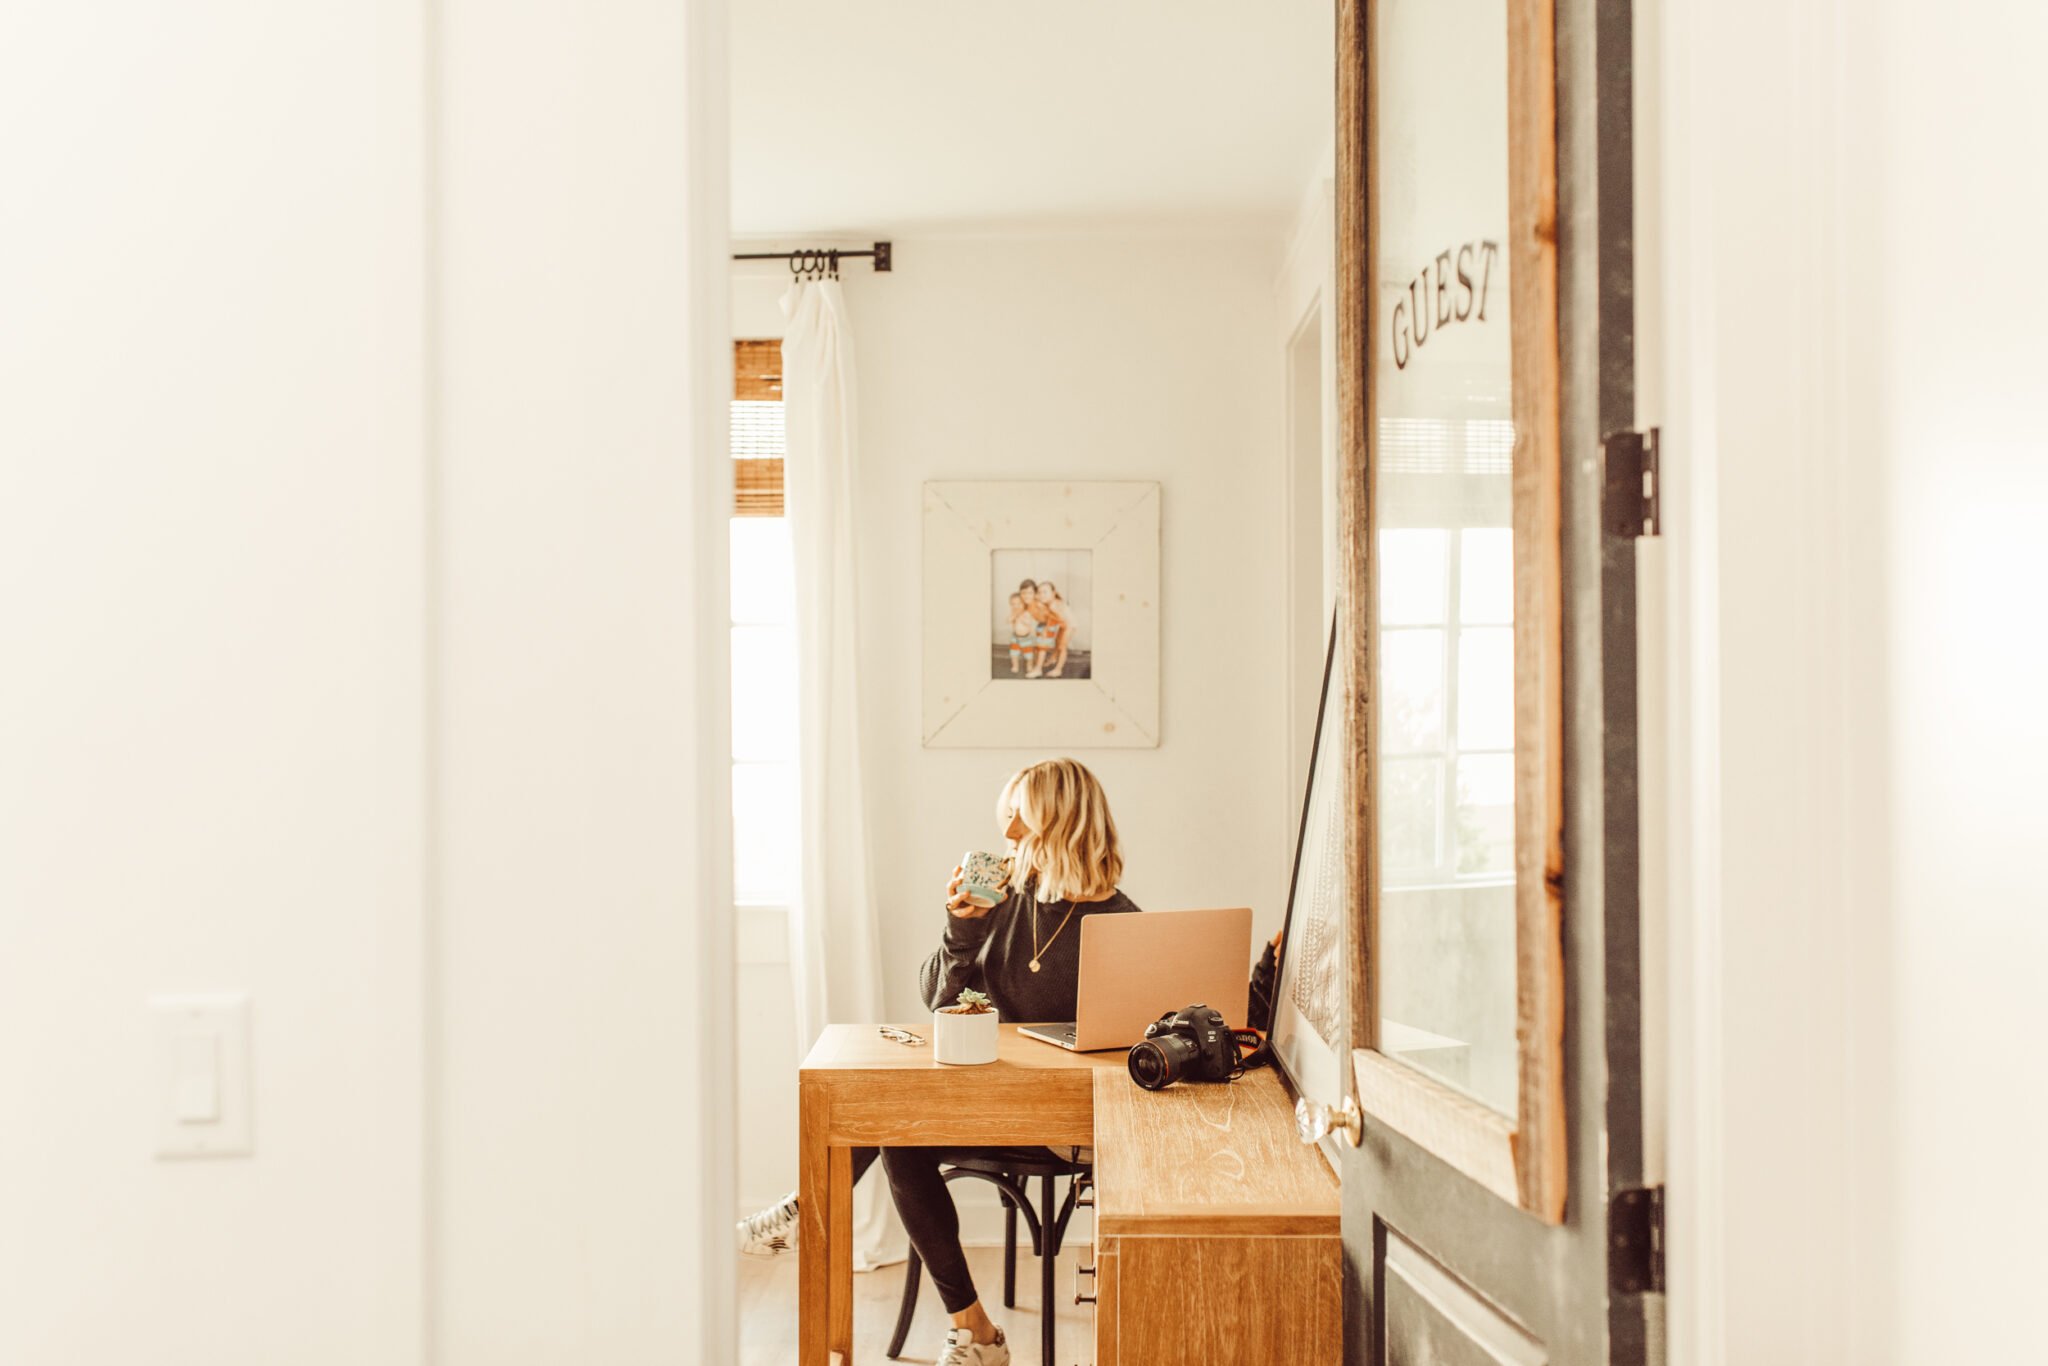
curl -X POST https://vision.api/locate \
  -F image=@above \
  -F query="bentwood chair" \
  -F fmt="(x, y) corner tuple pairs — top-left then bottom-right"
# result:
(884, 1153), (1091, 1366)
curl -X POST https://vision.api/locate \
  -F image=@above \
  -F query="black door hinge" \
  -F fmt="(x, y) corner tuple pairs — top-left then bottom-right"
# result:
(1609, 1184), (1665, 1295)
(1601, 427), (1661, 538)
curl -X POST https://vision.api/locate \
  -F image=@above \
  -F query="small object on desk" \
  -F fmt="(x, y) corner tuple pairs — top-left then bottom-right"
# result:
(1125, 1004), (1246, 1091)
(959, 849), (1012, 908)
(933, 990), (1000, 1065)
(877, 1026), (925, 1047)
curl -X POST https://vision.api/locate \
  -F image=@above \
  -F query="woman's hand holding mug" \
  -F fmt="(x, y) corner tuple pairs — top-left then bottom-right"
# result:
(947, 851), (1011, 917)
(945, 866), (989, 917)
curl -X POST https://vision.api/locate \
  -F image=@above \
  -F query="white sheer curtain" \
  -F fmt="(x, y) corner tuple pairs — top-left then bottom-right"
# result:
(779, 278), (901, 1267)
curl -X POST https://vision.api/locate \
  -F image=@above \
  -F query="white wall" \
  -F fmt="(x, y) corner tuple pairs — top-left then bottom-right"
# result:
(0, 5), (429, 1360)
(732, 232), (1295, 1218)
(0, 3), (733, 1362)
(1660, 0), (2048, 1361)
(1875, 3), (2047, 1358)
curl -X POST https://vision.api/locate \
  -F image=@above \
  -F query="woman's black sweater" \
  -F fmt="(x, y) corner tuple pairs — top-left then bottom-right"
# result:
(922, 885), (1141, 1022)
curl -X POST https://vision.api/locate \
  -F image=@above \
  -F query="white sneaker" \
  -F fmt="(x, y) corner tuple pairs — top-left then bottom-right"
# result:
(736, 1192), (798, 1258)
(936, 1326), (1009, 1366)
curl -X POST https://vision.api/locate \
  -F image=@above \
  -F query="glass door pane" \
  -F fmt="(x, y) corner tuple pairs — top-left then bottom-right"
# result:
(1372, 0), (1520, 1117)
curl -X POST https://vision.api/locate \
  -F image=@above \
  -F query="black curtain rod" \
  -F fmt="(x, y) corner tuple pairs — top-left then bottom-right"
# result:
(731, 241), (892, 275)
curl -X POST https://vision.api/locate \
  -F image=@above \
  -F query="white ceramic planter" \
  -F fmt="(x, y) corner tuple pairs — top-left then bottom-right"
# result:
(932, 1005), (1000, 1065)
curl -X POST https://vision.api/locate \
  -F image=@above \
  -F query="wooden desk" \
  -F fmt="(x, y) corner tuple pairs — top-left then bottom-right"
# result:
(1090, 1068), (1341, 1363)
(797, 1023), (1339, 1366)
(798, 1024), (1125, 1366)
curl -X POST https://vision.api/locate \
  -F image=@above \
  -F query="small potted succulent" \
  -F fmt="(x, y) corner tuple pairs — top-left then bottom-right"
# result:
(933, 988), (1000, 1065)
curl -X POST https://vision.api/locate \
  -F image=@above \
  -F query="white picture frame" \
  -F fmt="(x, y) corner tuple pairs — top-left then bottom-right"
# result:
(922, 481), (1160, 749)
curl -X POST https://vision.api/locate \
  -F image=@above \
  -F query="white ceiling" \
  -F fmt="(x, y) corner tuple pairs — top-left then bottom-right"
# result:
(731, 0), (1334, 239)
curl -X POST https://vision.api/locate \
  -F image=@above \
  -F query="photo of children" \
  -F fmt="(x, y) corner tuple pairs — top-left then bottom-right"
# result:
(990, 549), (1092, 680)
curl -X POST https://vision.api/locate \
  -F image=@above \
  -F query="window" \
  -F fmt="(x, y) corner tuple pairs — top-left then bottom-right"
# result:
(730, 339), (798, 906)
(1376, 421), (1516, 888)
(732, 338), (785, 515)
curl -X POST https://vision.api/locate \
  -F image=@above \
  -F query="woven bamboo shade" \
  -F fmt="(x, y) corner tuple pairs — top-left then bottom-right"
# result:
(733, 458), (783, 517)
(733, 339), (784, 516)
(734, 338), (783, 400)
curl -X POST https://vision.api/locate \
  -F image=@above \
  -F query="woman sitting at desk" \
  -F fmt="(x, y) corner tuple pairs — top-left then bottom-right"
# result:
(739, 757), (1281, 1365)
(888, 757), (1140, 1363)
(740, 757), (1137, 1366)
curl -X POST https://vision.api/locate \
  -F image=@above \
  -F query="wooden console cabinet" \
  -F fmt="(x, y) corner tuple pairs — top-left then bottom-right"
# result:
(1087, 1068), (1341, 1363)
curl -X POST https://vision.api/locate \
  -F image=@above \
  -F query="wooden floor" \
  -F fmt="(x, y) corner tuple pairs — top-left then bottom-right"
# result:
(740, 1246), (1096, 1366)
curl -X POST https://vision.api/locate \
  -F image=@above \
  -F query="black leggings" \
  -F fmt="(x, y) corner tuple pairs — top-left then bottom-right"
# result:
(849, 1145), (1057, 1315)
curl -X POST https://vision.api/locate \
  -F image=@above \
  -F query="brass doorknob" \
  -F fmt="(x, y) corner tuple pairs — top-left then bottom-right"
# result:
(1295, 1094), (1364, 1149)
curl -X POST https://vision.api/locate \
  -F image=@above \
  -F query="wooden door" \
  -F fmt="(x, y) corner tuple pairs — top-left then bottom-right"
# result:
(1329, 0), (1657, 1361)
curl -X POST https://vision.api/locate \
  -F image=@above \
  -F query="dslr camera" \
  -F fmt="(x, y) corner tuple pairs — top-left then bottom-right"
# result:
(1126, 1004), (1244, 1090)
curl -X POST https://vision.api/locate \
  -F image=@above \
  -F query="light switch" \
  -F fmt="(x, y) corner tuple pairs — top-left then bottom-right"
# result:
(152, 994), (251, 1159)
(173, 1031), (220, 1123)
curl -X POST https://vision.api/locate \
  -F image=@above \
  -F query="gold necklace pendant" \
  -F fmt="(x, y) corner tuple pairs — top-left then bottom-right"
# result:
(1028, 898), (1079, 977)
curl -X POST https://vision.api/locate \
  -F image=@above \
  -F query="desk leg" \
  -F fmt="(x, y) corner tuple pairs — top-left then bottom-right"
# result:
(799, 1084), (831, 1366)
(829, 1145), (853, 1358)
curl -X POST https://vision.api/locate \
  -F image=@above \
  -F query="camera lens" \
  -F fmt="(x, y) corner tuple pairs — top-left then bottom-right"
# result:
(1127, 1033), (1201, 1091)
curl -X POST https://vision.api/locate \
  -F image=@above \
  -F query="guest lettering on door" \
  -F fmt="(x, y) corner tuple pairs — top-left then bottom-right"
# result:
(1391, 239), (1500, 369)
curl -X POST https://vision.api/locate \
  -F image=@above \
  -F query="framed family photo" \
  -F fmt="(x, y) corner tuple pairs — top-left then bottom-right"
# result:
(921, 481), (1160, 748)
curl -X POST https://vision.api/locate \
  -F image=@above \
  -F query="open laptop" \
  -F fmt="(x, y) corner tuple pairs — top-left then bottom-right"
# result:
(1019, 906), (1253, 1051)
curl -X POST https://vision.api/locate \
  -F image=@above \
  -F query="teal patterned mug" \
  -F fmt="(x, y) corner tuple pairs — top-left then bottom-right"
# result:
(960, 850), (1012, 908)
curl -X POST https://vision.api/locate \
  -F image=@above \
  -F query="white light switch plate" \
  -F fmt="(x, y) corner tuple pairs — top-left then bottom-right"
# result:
(151, 993), (251, 1159)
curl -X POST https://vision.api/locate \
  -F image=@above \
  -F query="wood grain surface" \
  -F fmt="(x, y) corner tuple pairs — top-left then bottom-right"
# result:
(797, 1069), (842, 1365)
(1094, 1240), (1120, 1366)
(801, 1023), (1119, 1149)
(1351, 1047), (1519, 1204)
(1336, 0), (1380, 1058)
(1091, 1069), (1338, 1238)
(802, 1022), (1132, 1074)
(1506, 0), (1569, 1226)
(1110, 1234), (1341, 1363)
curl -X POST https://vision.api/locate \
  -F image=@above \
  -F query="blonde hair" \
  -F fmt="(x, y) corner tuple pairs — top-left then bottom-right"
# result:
(998, 758), (1123, 904)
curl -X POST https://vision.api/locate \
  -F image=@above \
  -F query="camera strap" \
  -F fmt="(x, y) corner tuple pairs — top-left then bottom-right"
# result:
(1232, 1027), (1274, 1073)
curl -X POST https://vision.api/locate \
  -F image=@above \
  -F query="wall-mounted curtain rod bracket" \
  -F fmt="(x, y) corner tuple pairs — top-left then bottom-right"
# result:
(731, 241), (893, 278)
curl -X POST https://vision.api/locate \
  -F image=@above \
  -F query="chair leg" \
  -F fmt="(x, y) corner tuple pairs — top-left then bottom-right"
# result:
(885, 1251), (923, 1359)
(1003, 1197), (1018, 1308)
(1039, 1174), (1058, 1366)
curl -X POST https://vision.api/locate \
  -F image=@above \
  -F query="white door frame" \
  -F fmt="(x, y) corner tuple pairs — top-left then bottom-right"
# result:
(686, 0), (739, 1358)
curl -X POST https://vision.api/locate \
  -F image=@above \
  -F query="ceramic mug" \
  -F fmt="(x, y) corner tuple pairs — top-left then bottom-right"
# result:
(959, 850), (1012, 908)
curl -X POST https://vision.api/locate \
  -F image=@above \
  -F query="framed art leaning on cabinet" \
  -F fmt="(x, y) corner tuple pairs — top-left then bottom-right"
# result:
(1272, 614), (1349, 1172)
